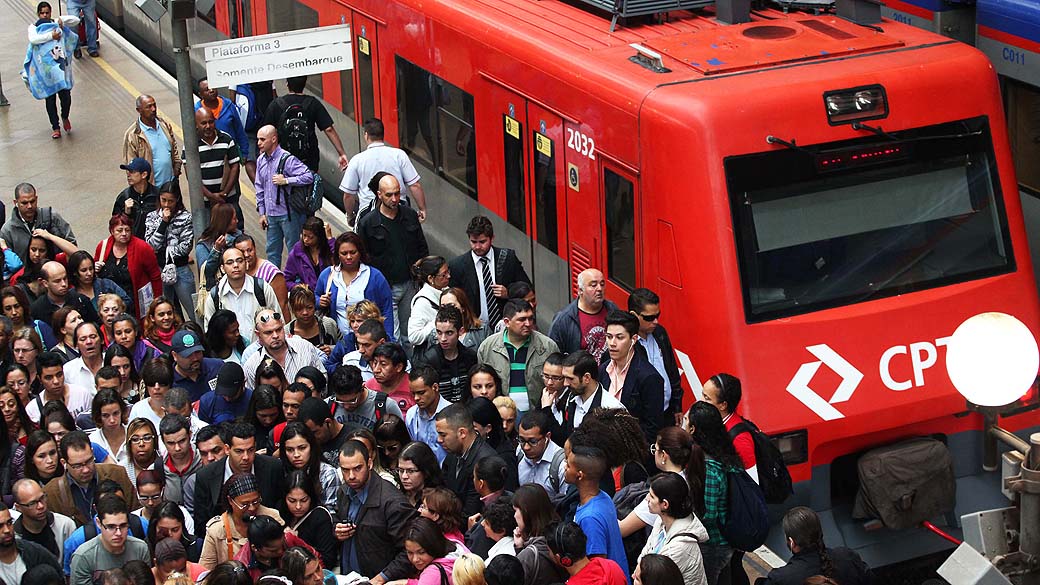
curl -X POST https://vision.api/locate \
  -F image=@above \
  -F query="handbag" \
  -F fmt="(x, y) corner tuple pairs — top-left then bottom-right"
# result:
(161, 249), (177, 285)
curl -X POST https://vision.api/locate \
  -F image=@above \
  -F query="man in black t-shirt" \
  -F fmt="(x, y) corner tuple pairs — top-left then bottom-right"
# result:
(262, 75), (348, 172)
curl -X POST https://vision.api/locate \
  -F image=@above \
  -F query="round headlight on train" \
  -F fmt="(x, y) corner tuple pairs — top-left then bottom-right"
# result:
(945, 312), (1039, 407)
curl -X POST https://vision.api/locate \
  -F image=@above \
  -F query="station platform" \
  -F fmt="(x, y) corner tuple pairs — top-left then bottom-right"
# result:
(0, 0), (268, 257)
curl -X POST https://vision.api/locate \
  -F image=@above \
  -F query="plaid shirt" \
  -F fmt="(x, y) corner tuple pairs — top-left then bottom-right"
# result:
(703, 459), (729, 545)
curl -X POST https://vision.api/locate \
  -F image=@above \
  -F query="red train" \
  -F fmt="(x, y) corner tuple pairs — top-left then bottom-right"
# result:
(102, 0), (1040, 568)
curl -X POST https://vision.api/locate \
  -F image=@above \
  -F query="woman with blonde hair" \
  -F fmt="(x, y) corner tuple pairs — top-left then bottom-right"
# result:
(97, 293), (127, 346)
(325, 299), (384, 373)
(286, 285), (340, 355)
(452, 554), (487, 585)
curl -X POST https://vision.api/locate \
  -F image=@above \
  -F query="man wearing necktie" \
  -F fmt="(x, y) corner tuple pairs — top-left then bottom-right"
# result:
(448, 215), (531, 331)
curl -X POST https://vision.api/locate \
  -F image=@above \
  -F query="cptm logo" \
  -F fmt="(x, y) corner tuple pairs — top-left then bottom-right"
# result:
(786, 345), (864, 421)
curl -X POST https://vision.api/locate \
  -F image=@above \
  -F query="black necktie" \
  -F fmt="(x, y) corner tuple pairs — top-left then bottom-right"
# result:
(481, 256), (501, 326)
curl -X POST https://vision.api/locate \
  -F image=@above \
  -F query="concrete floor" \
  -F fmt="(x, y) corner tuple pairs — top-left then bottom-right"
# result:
(0, 0), (266, 259)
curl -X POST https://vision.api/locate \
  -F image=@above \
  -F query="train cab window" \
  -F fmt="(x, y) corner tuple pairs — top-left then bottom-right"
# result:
(604, 167), (636, 290)
(504, 115), (525, 231)
(533, 132), (558, 253)
(1006, 80), (1040, 195)
(395, 57), (479, 200)
(727, 116), (1015, 322)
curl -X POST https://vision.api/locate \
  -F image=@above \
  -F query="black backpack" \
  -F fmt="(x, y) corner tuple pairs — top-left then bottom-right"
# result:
(277, 98), (312, 162)
(209, 275), (268, 311)
(729, 418), (793, 504)
(720, 467), (770, 552)
(276, 154), (323, 216)
(613, 479), (651, 573)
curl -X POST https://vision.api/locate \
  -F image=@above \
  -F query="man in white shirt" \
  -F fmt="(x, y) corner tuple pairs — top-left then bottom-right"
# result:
(516, 410), (566, 498)
(203, 247), (280, 344)
(61, 322), (104, 395)
(342, 319), (388, 382)
(404, 366), (450, 464)
(30, 350), (95, 423)
(243, 309), (326, 388)
(339, 117), (427, 225)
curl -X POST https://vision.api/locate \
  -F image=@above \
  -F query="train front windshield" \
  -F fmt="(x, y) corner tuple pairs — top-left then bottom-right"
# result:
(726, 117), (1015, 323)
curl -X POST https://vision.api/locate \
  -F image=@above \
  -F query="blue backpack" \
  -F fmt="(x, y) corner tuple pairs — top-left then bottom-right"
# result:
(235, 83), (263, 132)
(720, 468), (770, 552)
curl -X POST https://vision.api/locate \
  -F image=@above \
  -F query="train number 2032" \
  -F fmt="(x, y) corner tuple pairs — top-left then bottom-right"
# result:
(566, 128), (596, 160)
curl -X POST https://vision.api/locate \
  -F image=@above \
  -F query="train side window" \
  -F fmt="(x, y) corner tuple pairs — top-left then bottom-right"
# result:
(604, 167), (636, 290)
(504, 115), (525, 231)
(437, 81), (477, 200)
(267, 3), (321, 97)
(1006, 80), (1040, 196)
(226, 0), (237, 36)
(339, 71), (356, 120)
(239, 0), (252, 37)
(395, 56), (479, 200)
(533, 132), (558, 253)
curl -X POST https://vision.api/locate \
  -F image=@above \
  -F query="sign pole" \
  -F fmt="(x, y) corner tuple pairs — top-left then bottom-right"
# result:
(170, 0), (206, 237)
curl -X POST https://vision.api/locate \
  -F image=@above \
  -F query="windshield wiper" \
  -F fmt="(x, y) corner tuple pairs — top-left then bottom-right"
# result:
(766, 135), (814, 155)
(851, 121), (898, 141)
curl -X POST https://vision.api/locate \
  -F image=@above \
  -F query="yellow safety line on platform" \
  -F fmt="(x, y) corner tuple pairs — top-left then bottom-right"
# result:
(92, 54), (258, 204)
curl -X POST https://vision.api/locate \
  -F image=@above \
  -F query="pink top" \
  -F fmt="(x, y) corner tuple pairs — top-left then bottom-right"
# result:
(408, 558), (457, 585)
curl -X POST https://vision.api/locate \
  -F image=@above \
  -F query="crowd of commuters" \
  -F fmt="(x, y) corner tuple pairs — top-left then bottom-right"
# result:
(8, 54), (878, 585)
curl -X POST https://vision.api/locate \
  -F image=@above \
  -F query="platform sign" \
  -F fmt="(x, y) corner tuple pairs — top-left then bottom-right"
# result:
(197, 24), (353, 88)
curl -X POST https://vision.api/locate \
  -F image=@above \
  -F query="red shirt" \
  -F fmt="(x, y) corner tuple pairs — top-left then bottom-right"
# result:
(567, 557), (629, 585)
(365, 374), (415, 412)
(724, 412), (758, 470)
(578, 307), (607, 362)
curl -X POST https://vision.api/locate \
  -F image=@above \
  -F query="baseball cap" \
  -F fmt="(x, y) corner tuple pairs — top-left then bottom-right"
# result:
(215, 362), (245, 397)
(119, 157), (152, 174)
(171, 330), (204, 357)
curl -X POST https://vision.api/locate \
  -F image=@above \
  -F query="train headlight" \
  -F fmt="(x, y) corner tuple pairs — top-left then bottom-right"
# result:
(823, 85), (888, 125)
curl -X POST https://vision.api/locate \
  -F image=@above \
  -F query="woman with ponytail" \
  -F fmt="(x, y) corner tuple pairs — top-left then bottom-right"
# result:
(761, 507), (873, 585)
(620, 425), (706, 537)
(637, 472), (709, 585)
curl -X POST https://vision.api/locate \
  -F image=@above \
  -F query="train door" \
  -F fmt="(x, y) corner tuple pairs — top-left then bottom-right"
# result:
(599, 160), (640, 300)
(487, 85), (571, 314)
(525, 104), (567, 304)
(350, 13), (381, 143)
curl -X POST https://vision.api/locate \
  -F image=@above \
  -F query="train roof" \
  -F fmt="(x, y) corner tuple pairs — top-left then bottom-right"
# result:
(413, 0), (965, 86)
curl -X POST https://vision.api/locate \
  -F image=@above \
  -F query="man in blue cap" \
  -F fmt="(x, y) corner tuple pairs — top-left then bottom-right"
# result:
(113, 158), (158, 239)
(198, 362), (252, 425)
(170, 330), (222, 402)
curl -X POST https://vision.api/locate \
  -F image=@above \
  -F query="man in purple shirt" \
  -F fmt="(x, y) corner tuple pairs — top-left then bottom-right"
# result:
(255, 125), (315, 267)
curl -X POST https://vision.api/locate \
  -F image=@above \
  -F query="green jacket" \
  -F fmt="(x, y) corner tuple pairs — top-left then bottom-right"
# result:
(477, 330), (559, 407)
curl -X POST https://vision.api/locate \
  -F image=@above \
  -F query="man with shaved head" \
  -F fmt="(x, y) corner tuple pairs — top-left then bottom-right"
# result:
(549, 268), (618, 361)
(254, 124), (314, 267)
(195, 106), (243, 225)
(122, 95), (181, 188)
(356, 171), (429, 342)
(30, 261), (99, 325)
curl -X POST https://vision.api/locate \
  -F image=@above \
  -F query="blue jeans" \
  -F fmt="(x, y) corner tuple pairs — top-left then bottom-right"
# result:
(265, 212), (304, 268)
(66, 0), (97, 51)
(163, 265), (197, 324)
(699, 543), (733, 585)
(390, 281), (410, 343)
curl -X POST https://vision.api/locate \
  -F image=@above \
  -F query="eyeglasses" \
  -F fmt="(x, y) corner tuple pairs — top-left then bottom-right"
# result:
(139, 492), (164, 502)
(223, 258), (245, 265)
(650, 443), (660, 454)
(258, 312), (283, 324)
(13, 347), (36, 354)
(66, 458), (94, 471)
(542, 374), (565, 383)
(16, 493), (47, 508)
(102, 522), (130, 533)
(639, 312), (661, 322)
(397, 467), (420, 476)
(518, 437), (546, 447)
(232, 497), (261, 510)
(129, 434), (155, 445)
(335, 394), (364, 406)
